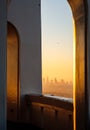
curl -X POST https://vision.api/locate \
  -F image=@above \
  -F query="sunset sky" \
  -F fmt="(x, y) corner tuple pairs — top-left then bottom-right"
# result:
(41, 0), (73, 82)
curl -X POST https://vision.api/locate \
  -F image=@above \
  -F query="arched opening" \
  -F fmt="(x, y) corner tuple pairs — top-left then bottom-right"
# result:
(7, 21), (19, 121)
(41, 0), (73, 98)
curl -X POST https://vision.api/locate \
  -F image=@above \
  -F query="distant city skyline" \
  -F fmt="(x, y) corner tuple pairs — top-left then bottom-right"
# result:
(42, 77), (73, 98)
(41, 0), (73, 82)
(42, 77), (73, 84)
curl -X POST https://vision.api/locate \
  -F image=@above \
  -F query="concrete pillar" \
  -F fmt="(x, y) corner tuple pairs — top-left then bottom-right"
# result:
(7, 0), (42, 121)
(7, 0), (42, 96)
(0, 0), (7, 129)
(68, 0), (89, 130)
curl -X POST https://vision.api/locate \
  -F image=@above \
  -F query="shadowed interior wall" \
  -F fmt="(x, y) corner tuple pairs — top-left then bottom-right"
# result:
(7, 0), (42, 95)
(7, 22), (19, 121)
(7, 0), (42, 121)
(87, 0), (90, 129)
(0, 0), (7, 129)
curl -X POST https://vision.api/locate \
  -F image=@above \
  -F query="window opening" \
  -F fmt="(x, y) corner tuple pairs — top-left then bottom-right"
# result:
(41, 0), (73, 98)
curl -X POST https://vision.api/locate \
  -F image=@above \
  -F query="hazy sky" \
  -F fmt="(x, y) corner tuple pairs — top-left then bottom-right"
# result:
(41, 0), (73, 82)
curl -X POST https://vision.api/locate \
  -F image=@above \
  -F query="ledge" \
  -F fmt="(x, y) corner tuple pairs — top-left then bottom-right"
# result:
(25, 94), (73, 111)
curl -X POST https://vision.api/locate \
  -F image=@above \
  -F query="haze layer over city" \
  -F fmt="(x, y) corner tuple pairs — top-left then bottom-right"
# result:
(41, 0), (73, 98)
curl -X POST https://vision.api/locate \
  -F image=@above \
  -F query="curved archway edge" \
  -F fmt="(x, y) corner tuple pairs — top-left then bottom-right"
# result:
(67, 0), (89, 130)
(7, 21), (20, 121)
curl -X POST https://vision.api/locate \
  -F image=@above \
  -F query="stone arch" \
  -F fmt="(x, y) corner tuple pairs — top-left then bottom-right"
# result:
(67, 0), (88, 130)
(7, 21), (20, 121)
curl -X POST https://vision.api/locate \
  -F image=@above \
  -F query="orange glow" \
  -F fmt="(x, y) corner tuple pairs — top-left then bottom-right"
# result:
(7, 22), (19, 111)
(42, 59), (73, 82)
(73, 20), (76, 130)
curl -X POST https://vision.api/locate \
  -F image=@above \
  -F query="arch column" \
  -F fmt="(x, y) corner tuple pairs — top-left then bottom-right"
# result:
(68, 0), (89, 130)
(0, 0), (7, 129)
